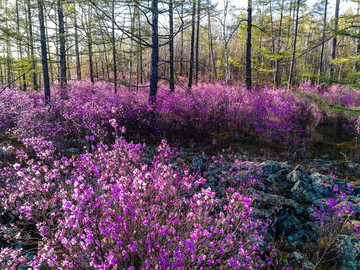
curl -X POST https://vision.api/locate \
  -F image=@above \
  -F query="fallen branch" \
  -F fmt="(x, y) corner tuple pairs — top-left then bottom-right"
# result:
(157, 76), (201, 106)
(0, 69), (33, 95)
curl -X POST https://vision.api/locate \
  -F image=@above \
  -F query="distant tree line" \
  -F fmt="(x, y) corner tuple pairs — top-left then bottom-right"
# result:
(0, 0), (358, 102)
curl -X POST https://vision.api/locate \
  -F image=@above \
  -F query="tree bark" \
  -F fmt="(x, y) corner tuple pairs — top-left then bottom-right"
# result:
(188, 0), (196, 89)
(149, 0), (159, 103)
(246, 0), (252, 90)
(330, 0), (340, 83)
(138, 5), (143, 84)
(274, 0), (284, 86)
(138, 7), (144, 84)
(16, 0), (26, 90)
(87, 5), (94, 85)
(88, 37), (94, 84)
(169, 0), (175, 92)
(27, 0), (39, 90)
(129, 6), (135, 84)
(319, 0), (328, 77)
(180, 2), (184, 76)
(223, 0), (230, 85)
(6, 39), (11, 85)
(356, 3), (360, 73)
(288, 0), (300, 86)
(38, 0), (50, 104)
(112, 0), (117, 92)
(74, 0), (82, 81)
(207, 0), (216, 81)
(103, 43), (110, 81)
(58, 0), (67, 89)
(195, 0), (201, 83)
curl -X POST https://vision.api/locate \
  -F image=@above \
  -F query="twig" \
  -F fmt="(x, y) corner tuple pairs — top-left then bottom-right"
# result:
(0, 69), (33, 95)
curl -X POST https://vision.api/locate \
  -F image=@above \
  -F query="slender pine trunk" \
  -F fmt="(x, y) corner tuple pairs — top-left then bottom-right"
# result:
(319, 0), (328, 78)
(274, 0), (284, 86)
(207, 0), (216, 80)
(246, 0), (252, 90)
(112, 0), (117, 92)
(74, 0), (81, 81)
(288, 0), (300, 86)
(58, 0), (67, 89)
(38, 0), (50, 104)
(188, 0), (196, 89)
(195, 0), (201, 83)
(169, 0), (175, 92)
(330, 0), (340, 83)
(27, 0), (39, 90)
(149, 0), (159, 103)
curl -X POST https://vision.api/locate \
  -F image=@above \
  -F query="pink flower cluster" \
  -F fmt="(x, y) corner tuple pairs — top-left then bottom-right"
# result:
(0, 137), (267, 269)
(0, 80), (358, 148)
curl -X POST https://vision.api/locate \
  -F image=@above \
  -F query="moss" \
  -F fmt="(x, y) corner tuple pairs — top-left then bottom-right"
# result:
(307, 140), (360, 161)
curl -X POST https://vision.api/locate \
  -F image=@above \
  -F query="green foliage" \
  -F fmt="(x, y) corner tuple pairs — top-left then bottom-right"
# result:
(229, 56), (242, 68)
(331, 55), (360, 65)
(258, 68), (274, 74)
(296, 90), (360, 116)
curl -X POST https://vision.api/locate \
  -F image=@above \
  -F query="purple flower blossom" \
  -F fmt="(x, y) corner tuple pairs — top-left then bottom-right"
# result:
(109, 119), (118, 128)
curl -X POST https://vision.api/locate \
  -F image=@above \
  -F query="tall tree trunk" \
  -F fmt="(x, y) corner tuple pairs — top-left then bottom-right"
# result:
(223, 0), (230, 85)
(74, 0), (81, 81)
(356, 3), (360, 72)
(112, 0), (117, 92)
(269, 1), (275, 55)
(286, 0), (294, 49)
(274, 0), (284, 86)
(65, 15), (71, 83)
(225, 42), (230, 85)
(129, 6), (135, 84)
(95, 60), (99, 81)
(149, 0), (159, 103)
(101, 43), (110, 81)
(51, 8), (57, 83)
(0, 59), (3, 85)
(195, 0), (201, 83)
(169, 0), (175, 92)
(27, 0), (38, 89)
(3, 48), (6, 84)
(88, 38), (94, 84)
(87, 10), (94, 85)
(246, 0), (252, 90)
(269, 0), (276, 85)
(5, 0), (11, 86)
(357, 43), (360, 73)
(180, 2), (184, 76)
(188, 0), (196, 89)
(6, 41), (11, 85)
(58, 0), (67, 89)
(207, 0), (216, 81)
(138, 6), (143, 84)
(38, 0), (50, 104)
(288, 0), (300, 86)
(330, 0), (340, 83)
(319, 0), (328, 78)
(16, 0), (26, 90)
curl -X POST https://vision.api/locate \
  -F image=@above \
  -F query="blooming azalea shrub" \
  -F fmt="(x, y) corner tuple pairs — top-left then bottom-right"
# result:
(299, 81), (360, 109)
(310, 188), (360, 269)
(0, 137), (269, 269)
(0, 247), (29, 270)
(0, 80), (359, 150)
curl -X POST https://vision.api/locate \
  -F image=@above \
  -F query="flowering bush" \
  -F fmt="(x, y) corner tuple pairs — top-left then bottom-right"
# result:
(0, 80), (359, 150)
(310, 188), (360, 269)
(0, 137), (268, 269)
